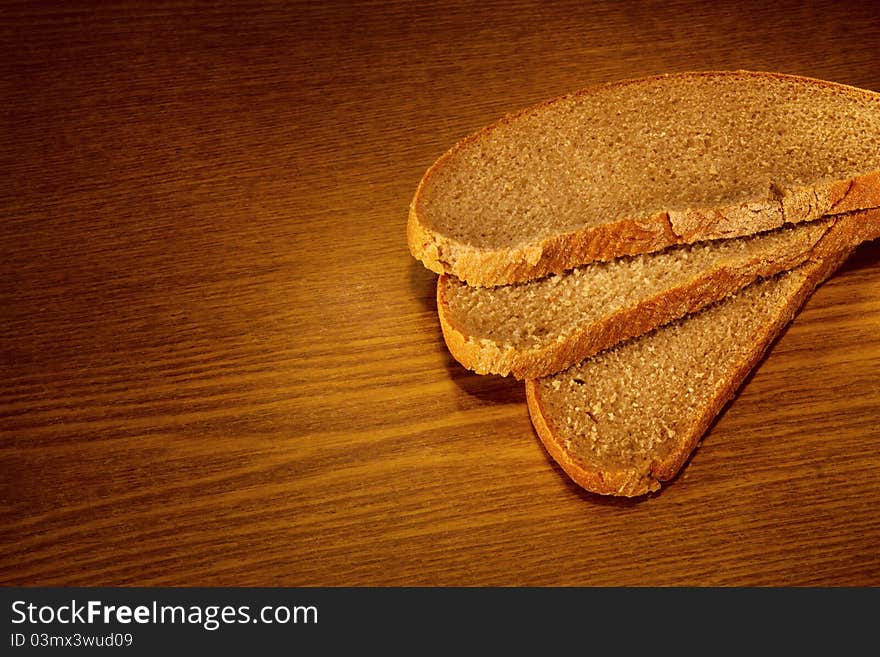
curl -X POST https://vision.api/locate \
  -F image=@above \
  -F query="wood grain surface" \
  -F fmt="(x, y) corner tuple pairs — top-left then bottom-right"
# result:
(2, 0), (879, 586)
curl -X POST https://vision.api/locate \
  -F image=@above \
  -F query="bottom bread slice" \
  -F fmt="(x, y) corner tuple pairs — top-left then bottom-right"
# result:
(525, 249), (855, 497)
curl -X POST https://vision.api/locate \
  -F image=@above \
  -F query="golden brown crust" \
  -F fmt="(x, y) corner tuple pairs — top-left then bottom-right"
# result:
(408, 70), (880, 286)
(411, 202), (682, 285)
(525, 248), (855, 497)
(439, 208), (880, 379)
(828, 170), (880, 213)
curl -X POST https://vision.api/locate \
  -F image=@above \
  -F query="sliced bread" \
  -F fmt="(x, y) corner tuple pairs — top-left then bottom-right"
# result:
(524, 249), (856, 497)
(409, 71), (880, 286)
(439, 208), (880, 379)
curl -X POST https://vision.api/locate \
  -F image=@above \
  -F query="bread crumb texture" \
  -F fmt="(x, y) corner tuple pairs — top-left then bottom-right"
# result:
(533, 269), (807, 474)
(419, 72), (880, 248)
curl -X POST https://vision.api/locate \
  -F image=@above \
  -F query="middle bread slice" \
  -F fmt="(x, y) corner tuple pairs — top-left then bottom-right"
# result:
(438, 207), (880, 380)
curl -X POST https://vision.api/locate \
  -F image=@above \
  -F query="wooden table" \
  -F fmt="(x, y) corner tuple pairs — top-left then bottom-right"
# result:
(2, 0), (879, 587)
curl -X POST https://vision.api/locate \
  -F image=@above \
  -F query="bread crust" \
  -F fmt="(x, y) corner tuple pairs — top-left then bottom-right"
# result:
(525, 248), (855, 497)
(438, 208), (880, 379)
(409, 70), (880, 286)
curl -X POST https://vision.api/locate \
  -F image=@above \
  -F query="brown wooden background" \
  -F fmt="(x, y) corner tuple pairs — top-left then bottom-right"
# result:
(2, 0), (878, 586)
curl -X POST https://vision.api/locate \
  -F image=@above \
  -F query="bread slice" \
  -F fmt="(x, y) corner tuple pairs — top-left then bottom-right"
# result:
(525, 249), (857, 497)
(439, 208), (880, 379)
(409, 71), (880, 286)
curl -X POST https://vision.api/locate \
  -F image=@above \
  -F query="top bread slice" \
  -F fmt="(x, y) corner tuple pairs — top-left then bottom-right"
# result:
(408, 71), (880, 286)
